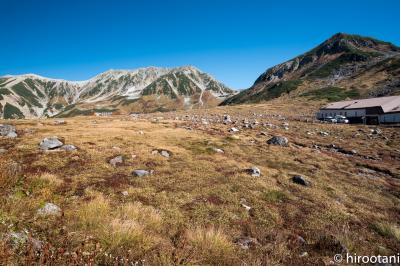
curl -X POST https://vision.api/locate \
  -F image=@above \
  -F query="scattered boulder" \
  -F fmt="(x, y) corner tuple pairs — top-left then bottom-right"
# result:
(39, 137), (64, 150)
(235, 237), (259, 250)
(121, 191), (129, 196)
(267, 136), (288, 146)
(109, 155), (124, 167)
(0, 124), (17, 138)
(160, 150), (170, 158)
(5, 231), (43, 251)
(319, 131), (329, 136)
(229, 127), (240, 133)
(54, 120), (66, 125)
(132, 169), (153, 177)
(152, 149), (171, 158)
(212, 147), (224, 153)
(292, 175), (311, 187)
(371, 128), (382, 135)
(60, 144), (77, 151)
(247, 166), (261, 177)
(223, 115), (232, 124)
(37, 203), (62, 217)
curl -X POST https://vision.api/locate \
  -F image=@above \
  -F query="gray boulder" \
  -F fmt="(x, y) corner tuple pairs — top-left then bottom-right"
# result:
(0, 124), (17, 138)
(60, 144), (77, 151)
(39, 137), (64, 150)
(267, 136), (288, 146)
(292, 175), (311, 187)
(235, 237), (259, 250)
(109, 155), (124, 167)
(247, 166), (261, 177)
(5, 231), (42, 251)
(160, 150), (170, 158)
(132, 169), (153, 177)
(37, 203), (62, 217)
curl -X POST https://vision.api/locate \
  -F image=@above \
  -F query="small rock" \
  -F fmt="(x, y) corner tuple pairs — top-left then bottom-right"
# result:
(39, 137), (64, 150)
(229, 127), (239, 133)
(160, 150), (170, 158)
(319, 131), (329, 136)
(267, 136), (288, 146)
(300, 252), (308, 257)
(54, 120), (66, 125)
(6, 132), (18, 138)
(371, 128), (382, 135)
(60, 144), (77, 151)
(0, 124), (17, 138)
(121, 191), (129, 196)
(109, 155), (124, 167)
(212, 147), (224, 153)
(241, 203), (252, 211)
(292, 175), (311, 187)
(37, 203), (62, 217)
(152, 149), (171, 158)
(0, 148), (7, 154)
(223, 114), (232, 124)
(235, 237), (259, 250)
(247, 166), (261, 177)
(132, 169), (153, 177)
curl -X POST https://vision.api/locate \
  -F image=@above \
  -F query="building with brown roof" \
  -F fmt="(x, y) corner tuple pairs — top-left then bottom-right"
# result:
(317, 96), (400, 124)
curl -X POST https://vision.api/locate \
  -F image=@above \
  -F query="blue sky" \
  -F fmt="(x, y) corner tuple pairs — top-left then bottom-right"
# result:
(0, 0), (399, 89)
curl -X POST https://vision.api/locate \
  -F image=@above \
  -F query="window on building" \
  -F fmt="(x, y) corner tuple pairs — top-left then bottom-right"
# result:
(344, 112), (347, 116)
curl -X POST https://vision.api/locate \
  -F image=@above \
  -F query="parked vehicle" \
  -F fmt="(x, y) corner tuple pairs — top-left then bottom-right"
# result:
(334, 115), (349, 124)
(324, 116), (337, 123)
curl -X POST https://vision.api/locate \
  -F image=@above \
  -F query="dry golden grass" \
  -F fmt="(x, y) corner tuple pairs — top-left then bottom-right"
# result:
(0, 101), (399, 264)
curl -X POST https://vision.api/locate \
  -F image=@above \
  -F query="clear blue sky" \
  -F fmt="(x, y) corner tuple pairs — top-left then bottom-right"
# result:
(0, 0), (399, 89)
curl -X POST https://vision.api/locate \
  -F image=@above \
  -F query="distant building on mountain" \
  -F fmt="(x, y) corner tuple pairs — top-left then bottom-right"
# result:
(317, 96), (400, 124)
(94, 112), (113, 117)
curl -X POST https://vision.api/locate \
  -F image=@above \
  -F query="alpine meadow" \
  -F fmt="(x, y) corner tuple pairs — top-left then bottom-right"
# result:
(0, 1), (399, 265)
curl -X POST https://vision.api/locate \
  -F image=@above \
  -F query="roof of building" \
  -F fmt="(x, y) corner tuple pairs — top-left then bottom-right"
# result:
(321, 96), (400, 113)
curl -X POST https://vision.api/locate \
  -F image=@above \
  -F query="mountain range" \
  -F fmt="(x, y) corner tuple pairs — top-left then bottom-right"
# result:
(1, 33), (399, 118)
(0, 66), (234, 118)
(222, 33), (400, 105)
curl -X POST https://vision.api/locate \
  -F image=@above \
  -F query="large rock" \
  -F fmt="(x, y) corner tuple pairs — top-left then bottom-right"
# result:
(39, 137), (64, 150)
(37, 203), (62, 217)
(267, 136), (288, 146)
(0, 124), (17, 138)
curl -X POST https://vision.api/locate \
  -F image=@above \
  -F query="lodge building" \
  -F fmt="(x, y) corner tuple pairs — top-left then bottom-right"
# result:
(317, 96), (400, 124)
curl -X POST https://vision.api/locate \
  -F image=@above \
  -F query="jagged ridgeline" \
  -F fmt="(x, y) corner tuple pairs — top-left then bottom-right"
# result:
(0, 66), (235, 118)
(222, 33), (400, 105)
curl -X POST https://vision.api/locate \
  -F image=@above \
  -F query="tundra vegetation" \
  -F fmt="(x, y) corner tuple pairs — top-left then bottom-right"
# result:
(0, 100), (399, 265)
